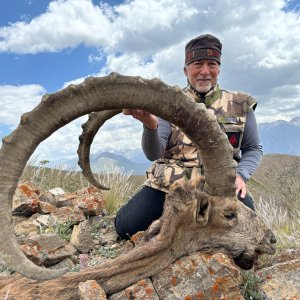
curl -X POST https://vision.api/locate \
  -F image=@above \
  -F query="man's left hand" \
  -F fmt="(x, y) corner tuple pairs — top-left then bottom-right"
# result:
(235, 175), (246, 198)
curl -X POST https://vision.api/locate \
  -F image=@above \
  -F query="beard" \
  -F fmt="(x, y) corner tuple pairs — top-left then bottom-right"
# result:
(195, 81), (212, 93)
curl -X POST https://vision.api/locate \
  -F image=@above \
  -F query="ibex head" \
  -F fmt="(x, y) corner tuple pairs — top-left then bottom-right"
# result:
(158, 182), (276, 271)
(0, 73), (276, 286)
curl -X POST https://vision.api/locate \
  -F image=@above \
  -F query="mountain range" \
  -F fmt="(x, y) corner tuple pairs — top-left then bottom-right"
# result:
(1, 117), (299, 175)
(258, 116), (300, 156)
(44, 116), (300, 174)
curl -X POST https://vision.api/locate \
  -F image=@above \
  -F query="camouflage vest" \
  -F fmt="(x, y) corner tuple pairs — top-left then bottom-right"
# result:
(144, 84), (257, 193)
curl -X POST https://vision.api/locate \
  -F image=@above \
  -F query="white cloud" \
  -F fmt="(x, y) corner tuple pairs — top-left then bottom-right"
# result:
(0, 0), (114, 53)
(1, 0), (300, 160)
(256, 84), (300, 123)
(0, 82), (143, 160)
(0, 84), (46, 125)
(35, 110), (143, 161)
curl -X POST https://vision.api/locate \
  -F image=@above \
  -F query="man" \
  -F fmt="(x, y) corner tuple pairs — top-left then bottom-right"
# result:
(116, 34), (263, 240)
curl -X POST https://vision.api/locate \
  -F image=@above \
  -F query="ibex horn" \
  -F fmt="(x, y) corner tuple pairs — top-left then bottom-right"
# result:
(78, 110), (122, 190)
(0, 73), (236, 280)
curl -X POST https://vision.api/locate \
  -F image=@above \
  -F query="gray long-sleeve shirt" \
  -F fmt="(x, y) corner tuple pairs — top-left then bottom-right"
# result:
(142, 109), (263, 182)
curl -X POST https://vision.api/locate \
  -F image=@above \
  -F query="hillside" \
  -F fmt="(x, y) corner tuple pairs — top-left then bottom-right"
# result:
(249, 154), (300, 208)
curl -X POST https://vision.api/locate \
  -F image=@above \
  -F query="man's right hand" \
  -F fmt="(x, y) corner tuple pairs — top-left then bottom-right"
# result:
(123, 109), (158, 129)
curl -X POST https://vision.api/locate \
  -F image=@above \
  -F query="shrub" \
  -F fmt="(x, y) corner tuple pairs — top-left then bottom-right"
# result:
(241, 272), (264, 300)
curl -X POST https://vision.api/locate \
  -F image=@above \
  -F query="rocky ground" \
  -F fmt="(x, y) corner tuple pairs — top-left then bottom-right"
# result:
(0, 182), (300, 299)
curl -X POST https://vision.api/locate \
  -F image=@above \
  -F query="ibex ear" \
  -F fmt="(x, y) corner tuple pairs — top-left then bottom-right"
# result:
(195, 195), (211, 226)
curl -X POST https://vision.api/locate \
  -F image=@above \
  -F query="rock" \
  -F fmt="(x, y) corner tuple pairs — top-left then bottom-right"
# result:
(109, 278), (159, 300)
(51, 206), (86, 224)
(272, 247), (300, 264)
(79, 254), (90, 270)
(20, 233), (77, 266)
(152, 252), (244, 299)
(107, 252), (244, 299)
(39, 201), (56, 214)
(100, 231), (118, 247)
(39, 191), (57, 206)
(78, 280), (107, 300)
(76, 195), (105, 217)
(48, 187), (66, 196)
(70, 220), (94, 253)
(12, 182), (40, 217)
(39, 187), (66, 206)
(36, 214), (57, 227)
(76, 186), (102, 197)
(49, 258), (75, 270)
(56, 193), (78, 208)
(257, 258), (300, 300)
(73, 187), (105, 217)
(14, 218), (39, 237)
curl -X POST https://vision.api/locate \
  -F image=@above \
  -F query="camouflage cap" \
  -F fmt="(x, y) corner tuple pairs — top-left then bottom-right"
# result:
(185, 34), (222, 65)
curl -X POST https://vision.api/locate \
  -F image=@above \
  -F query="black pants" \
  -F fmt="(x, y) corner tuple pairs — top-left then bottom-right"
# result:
(115, 185), (255, 240)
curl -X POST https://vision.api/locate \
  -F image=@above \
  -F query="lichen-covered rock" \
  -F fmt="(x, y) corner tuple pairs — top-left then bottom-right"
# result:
(36, 214), (57, 227)
(56, 193), (78, 207)
(76, 194), (105, 217)
(152, 252), (244, 300)
(109, 278), (159, 300)
(39, 187), (65, 206)
(51, 206), (86, 224)
(74, 187), (105, 217)
(70, 220), (94, 253)
(20, 233), (77, 266)
(78, 280), (107, 300)
(257, 258), (300, 300)
(39, 201), (56, 214)
(14, 217), (39, 237)
(12, 182), (40, 217)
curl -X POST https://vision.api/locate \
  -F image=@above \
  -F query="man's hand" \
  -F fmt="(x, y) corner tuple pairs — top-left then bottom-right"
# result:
(123, 109), (158, 129)
(235, 175), (247, 198)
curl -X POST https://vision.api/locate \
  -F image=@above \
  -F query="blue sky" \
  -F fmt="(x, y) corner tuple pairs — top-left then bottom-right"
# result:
(0, 0), (300, 162)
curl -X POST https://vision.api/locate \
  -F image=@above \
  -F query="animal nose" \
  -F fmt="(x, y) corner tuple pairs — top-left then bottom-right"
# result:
(266, 229), (277, 244)
(270, 234), (277, 244)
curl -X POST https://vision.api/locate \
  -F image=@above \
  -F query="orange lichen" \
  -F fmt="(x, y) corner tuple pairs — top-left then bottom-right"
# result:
(202, 253), (213, 260)
(86, 186), (99, 195)
(196, 291), (204, 299)
(215, 276), (229, 284)
(91, 281), (99, 288)
(185, 296), (193, 300)
(212, 282), (219, 293)
(137, 279), (147, 288)
(215, 253), (230, 265)
(19, 184), (36, 197)
(145, 287), (154, 295)
(170, 275), (177, 286)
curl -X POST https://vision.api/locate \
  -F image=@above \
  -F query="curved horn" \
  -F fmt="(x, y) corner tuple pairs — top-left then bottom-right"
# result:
(78, 110), (122, 190)
(0, 73), (236, 280)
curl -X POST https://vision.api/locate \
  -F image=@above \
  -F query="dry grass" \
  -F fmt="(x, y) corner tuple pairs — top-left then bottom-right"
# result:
(21, 156), (88, 192)
(93, 163), (138, 214)
(256, 196), (300, 259)
(20, 157), (143, 215)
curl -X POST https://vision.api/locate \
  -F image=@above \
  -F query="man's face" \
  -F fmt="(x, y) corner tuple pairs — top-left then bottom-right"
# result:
(184, 60), (220, 93)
